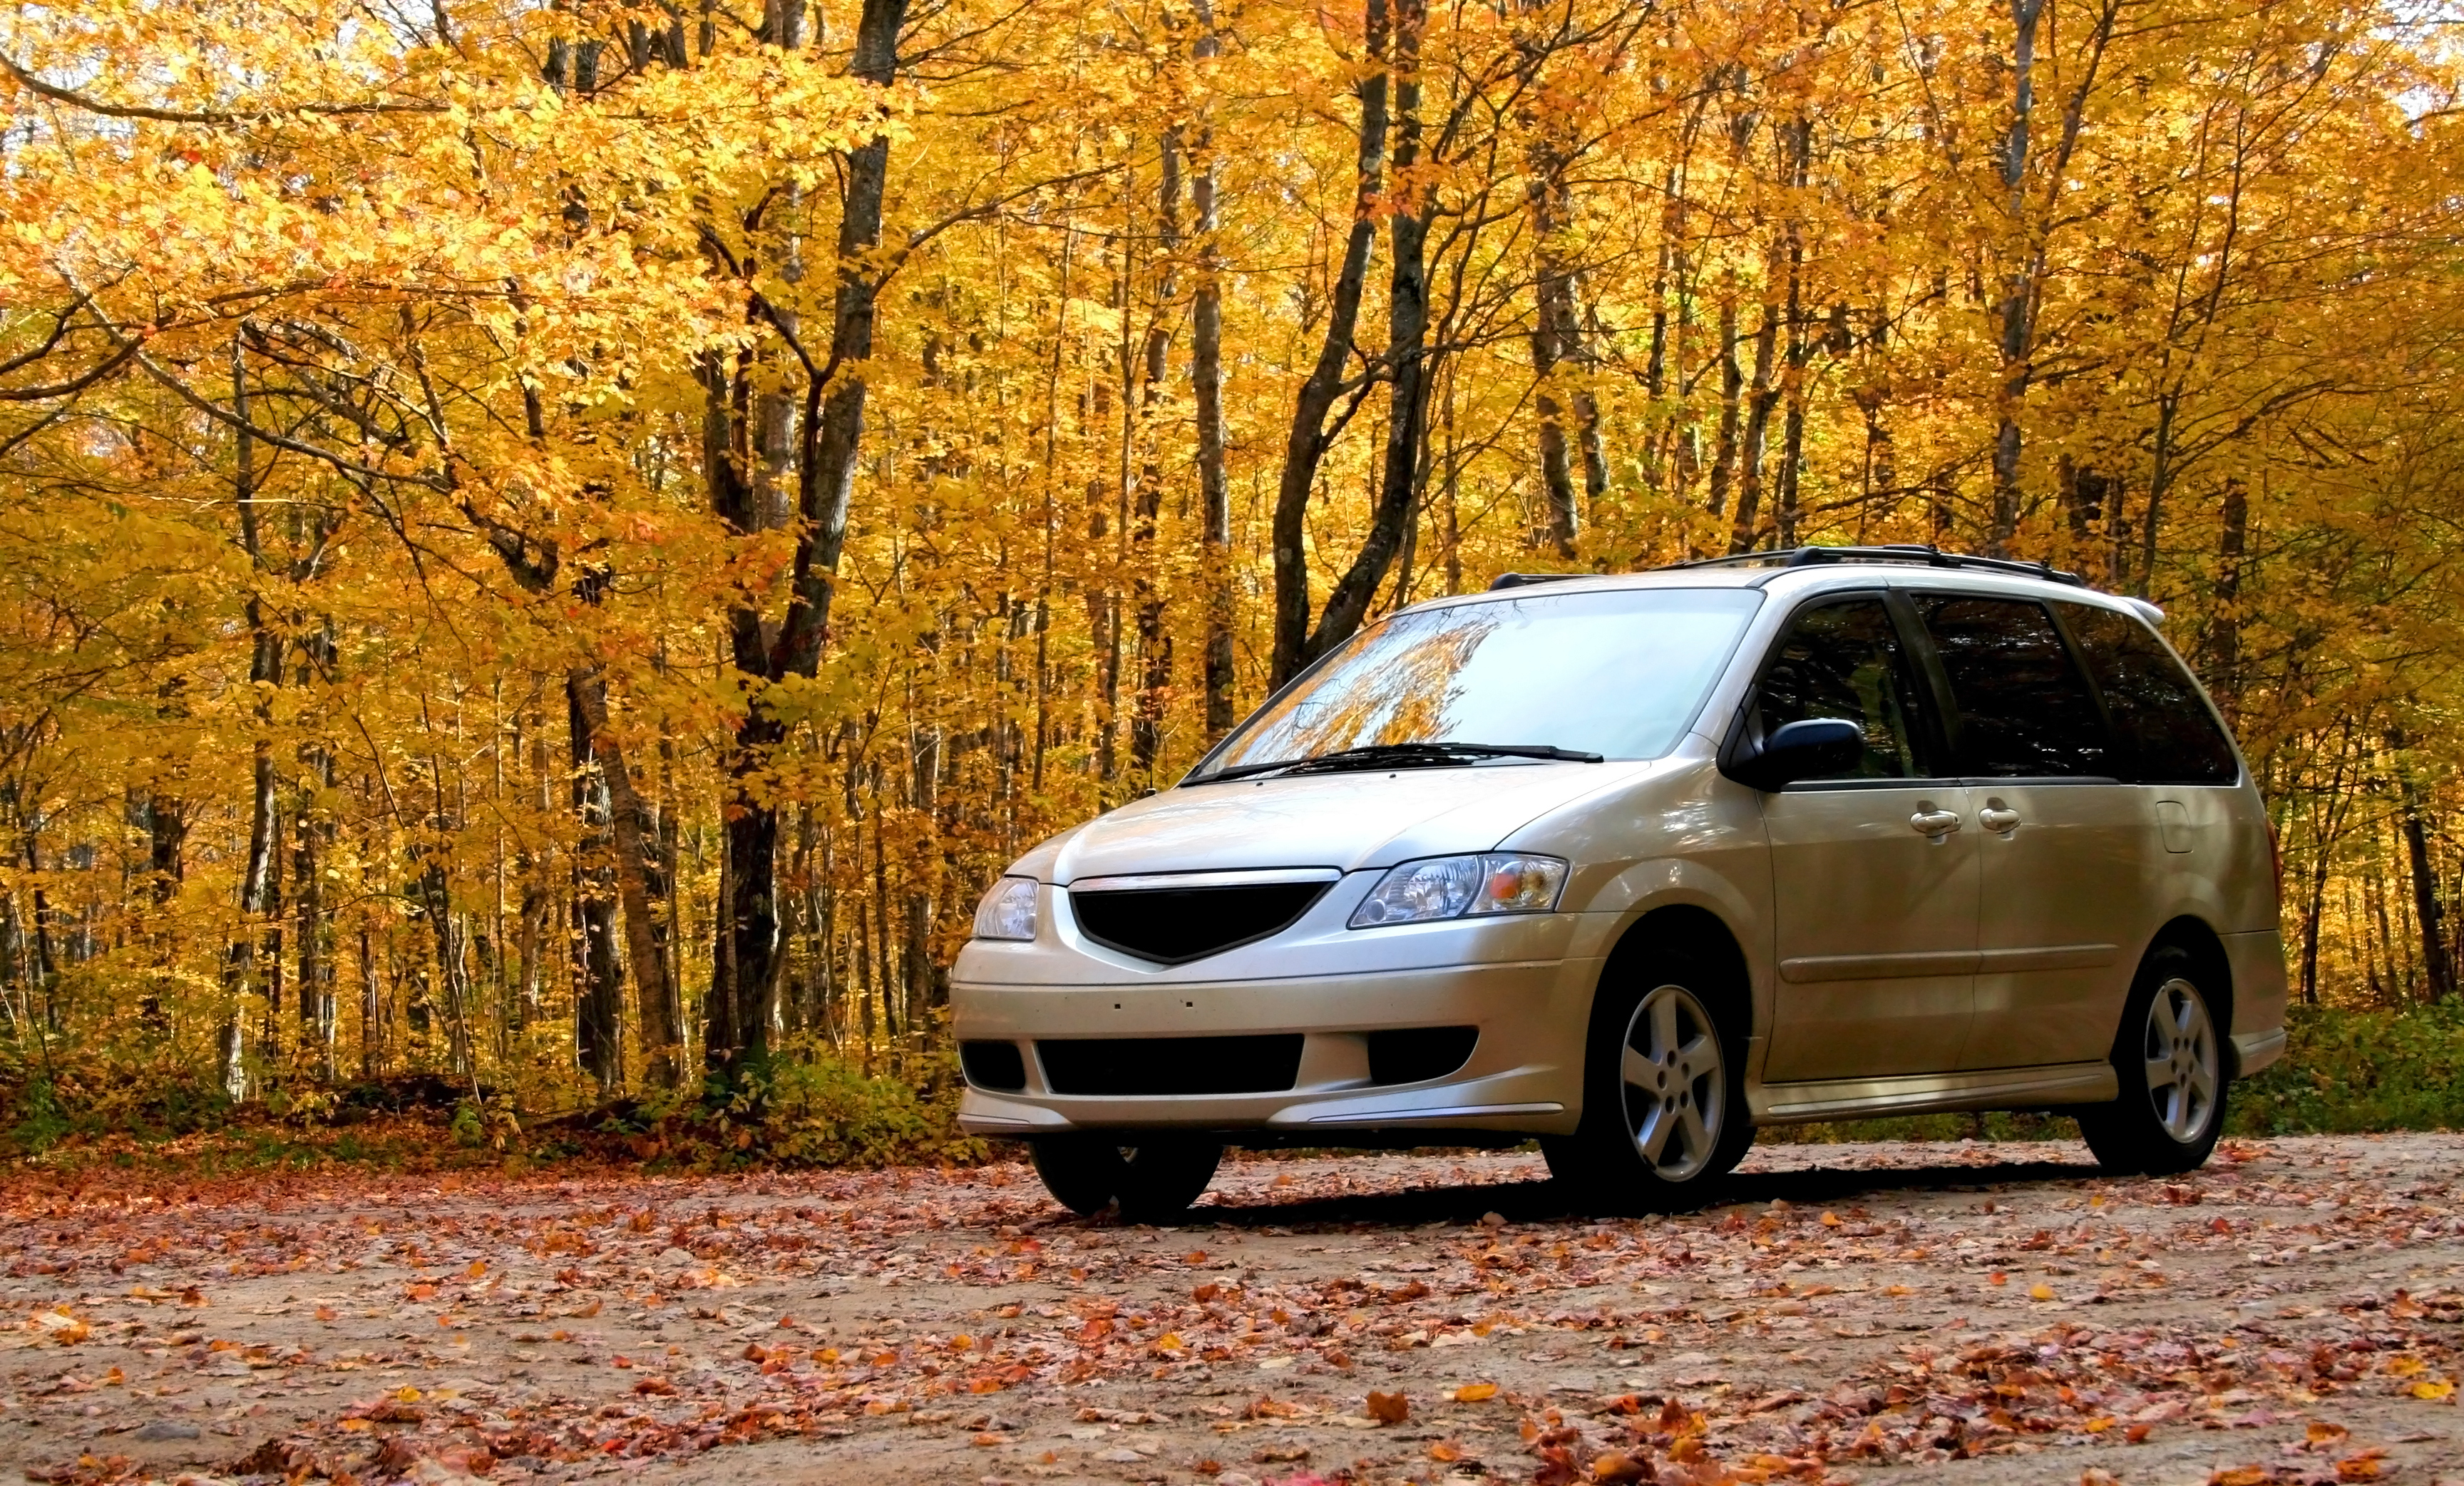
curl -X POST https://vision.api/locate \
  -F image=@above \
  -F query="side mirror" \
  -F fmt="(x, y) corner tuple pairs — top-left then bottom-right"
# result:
(1728, 717), (1864, 791)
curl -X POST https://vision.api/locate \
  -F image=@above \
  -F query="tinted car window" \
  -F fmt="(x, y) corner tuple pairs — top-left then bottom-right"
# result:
(2058, 603), (2239, 784)
(1914, 595), (2113, 777)
(1754, 599), (1929, 780)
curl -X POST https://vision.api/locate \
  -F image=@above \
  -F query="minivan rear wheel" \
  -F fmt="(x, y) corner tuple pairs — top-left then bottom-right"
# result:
(1029, 1135), (1223, 1223)
(2077, 946), (2228, 1175)
(1544, 965), (1753, 1212)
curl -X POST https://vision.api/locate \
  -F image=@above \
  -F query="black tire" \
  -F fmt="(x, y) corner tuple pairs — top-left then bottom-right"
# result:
(1541, 948), (1755, 1214)
(1029, 1135), (1223, 1222)
(2077, 944), (2229, 1176)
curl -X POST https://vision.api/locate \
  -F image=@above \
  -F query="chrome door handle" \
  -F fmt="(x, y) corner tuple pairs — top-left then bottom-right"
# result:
(1978, 806), (2022, 833)
(1909, 809), (1961, 836)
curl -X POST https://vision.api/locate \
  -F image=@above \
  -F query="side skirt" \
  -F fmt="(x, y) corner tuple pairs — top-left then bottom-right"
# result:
(1750, 1061), (2118, 1124)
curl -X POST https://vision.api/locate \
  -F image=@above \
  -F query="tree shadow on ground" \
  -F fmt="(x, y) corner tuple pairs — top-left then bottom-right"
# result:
(1189, 1154), (2103, 1229)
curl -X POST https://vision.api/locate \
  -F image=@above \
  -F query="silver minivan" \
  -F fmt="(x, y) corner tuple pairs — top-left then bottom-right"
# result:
(952, 548), (2287, 1219)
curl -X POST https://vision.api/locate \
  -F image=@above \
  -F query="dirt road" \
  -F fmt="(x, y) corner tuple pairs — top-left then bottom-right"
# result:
(3, 1134), (2458, 1485)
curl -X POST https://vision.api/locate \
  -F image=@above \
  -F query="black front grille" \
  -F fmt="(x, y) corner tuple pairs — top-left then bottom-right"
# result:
(1037, 1035), (1305, 1096)
(960, 1040), (1027, 1092)
(1069, 881), (1329, 964)
(1367, 1025), (1479, 1085)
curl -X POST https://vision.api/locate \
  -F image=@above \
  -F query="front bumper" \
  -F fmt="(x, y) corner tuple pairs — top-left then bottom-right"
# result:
(950, 956), (1601, 1139)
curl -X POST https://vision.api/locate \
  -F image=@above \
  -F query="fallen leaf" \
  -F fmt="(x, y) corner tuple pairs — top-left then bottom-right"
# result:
(1365, 1390), (1409, 1425)
(1452, 1383), (1498, 1403)
(31, 1310), (90, 1344)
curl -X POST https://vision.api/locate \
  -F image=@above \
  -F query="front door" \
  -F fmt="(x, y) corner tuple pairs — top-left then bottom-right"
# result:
(1909, 593), (2148, 1070)
(1756, 596), (1980, 1082)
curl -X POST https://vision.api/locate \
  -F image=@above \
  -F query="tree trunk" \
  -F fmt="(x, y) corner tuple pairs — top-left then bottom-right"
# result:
(1300, 0), (1428, 666)
(1725, 302), (1780, 554)
(1129, 133), (1184, 780)
(140, 790), (185, 1030)
(222, 342), (279, 1101)
(2199, 477), (2247, 719)
(1988, 0), (2117, 560)
(568, 682), (625, 1092)
(1986, 0), (2048, 558)
(1704, 299), (1743, 522)
(567, 668), (681, 1087)
(1192, 1), (1234, 737)
(2391, 728), (2454, 1002)
(1268, 0), (1391, 686)
(709, 0), (910, 1077)
(294, 630), (337, 1080)
(357, 919), (384, 1079)
(1529, 160), (1580, 559)
(511, 719), (551, 1036)
(1772, 119), (1811, 548)
(2059, 455), (2114, 578)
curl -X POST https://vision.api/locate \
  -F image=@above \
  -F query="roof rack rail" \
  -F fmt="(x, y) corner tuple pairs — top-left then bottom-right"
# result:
(1487, 571), (1583, 591)
(1660, 543), (2087, 588)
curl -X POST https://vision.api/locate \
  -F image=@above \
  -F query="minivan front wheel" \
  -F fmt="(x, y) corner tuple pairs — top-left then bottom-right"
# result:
(1546, 972), (1752, 1212)
(1029, 1135), (1223, 1223)
(2078, 947), (2228, 1175)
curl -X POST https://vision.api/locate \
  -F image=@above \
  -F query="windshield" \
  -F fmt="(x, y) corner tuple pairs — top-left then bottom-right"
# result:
(1196, 586), (1762, 779)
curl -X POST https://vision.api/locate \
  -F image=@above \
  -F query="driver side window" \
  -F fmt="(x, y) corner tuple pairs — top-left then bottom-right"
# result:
(1753, 599), (1929, 781)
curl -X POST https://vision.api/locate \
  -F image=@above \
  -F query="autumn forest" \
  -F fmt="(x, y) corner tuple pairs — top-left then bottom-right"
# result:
(3, 0), (2461, 1115)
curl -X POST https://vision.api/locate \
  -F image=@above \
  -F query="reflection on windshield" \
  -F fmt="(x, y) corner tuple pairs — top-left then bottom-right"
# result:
(1201, 586), (1762, 776)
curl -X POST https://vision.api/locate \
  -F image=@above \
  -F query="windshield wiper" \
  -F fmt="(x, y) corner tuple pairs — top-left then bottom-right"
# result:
(1190, 741), (1606, 786)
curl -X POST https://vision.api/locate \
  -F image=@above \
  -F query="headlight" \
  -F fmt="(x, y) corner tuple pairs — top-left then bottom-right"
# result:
(972, 876), (1040, 941)
(1349, 854), (1569, 928)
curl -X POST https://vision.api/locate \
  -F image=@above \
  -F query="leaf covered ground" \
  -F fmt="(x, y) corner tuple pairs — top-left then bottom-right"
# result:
(2, 1135), (2459, 1486)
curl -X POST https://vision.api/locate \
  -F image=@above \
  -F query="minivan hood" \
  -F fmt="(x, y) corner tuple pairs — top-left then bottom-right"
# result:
(1025, 759), (1670, 883)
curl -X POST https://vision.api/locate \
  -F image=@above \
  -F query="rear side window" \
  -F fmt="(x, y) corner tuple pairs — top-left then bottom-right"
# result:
(2058, 603), (2239, 784)
(1914, 595), (2113, 777)
(1754, 598), (1931, 779)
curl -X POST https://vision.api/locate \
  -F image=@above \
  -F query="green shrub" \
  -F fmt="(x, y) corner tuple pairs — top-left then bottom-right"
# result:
(744, 1050), (985, 1168)
(0, 1044), (236, 1149)
(2232, 999), (2464, 1134)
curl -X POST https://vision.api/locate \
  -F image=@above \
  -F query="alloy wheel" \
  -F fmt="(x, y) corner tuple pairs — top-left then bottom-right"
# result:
(2141, 976), (2220, 1143)
(1618, 983), (1725, 1181)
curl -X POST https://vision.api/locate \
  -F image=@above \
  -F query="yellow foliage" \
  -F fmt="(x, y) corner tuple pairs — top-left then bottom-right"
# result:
(0, 0), (2458, 1107)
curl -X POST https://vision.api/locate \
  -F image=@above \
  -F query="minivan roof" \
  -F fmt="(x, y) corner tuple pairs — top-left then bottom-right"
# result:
(1499, 543), (2088, 590)
(1420, 548), (2165, 625)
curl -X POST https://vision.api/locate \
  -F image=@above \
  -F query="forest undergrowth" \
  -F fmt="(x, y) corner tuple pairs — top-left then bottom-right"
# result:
(0, 1002), (2454, 1179)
